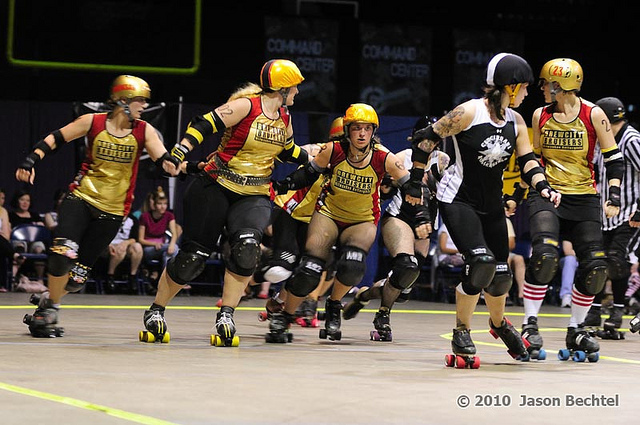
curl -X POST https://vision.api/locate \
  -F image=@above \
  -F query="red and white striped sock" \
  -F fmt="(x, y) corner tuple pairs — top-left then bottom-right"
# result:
(523, 283), (547, 324)
(570, 287), (595, 327)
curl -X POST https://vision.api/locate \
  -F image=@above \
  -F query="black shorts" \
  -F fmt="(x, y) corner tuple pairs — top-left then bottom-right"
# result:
(181, 175), (272, 253)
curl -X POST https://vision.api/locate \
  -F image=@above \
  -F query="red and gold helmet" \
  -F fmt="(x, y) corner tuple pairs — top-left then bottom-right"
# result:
(539, 58), (583, 91)
(343, 103), (379, 128)
(259, 59), (304, 91)
(110, 75), (151, 101)
(329, 117), (344, 140)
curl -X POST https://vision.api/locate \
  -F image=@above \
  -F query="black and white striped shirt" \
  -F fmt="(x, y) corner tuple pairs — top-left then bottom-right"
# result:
(595, 122), (640, 230)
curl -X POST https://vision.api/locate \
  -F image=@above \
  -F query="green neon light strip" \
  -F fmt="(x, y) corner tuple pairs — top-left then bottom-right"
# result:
(6, 0), (201, 75)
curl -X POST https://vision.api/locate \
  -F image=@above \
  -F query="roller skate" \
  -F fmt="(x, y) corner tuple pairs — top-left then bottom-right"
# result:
(582, 306), (601, 335)
(23, 294), (64, 338)
(558, 326), (600, 362)
(139, 307), (170, 343)
(630, 312), (640, 333)
(445, 325), (480, 369)
(489, 317), (530, 361)
(211, 306), (240, 347)
(295, 298), (319, 328)
(521, 316), (546, 360)
(258, 296), (284, 322)
(596, 307), (625, 340)
(370, 308), (392, 341)
(265, 311), (294, 343)
(319, 298), (342, 341)
(342, 287), (370, 320)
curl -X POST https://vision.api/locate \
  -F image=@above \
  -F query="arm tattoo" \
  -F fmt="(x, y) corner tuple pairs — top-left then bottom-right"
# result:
(216, 104), (234, 117)
(394, 160), (405, 171)
(434, 105), (465, 137)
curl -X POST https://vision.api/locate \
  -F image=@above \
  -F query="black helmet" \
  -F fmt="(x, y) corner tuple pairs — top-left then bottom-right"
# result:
(485, 53), (534, 87)
(596, 97), (626, 123)
(411, 115), (438, 140)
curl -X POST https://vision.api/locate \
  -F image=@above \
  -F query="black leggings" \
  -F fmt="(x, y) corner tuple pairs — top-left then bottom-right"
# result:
(53, 194), (122, 268)
(181, 176), (272, 253)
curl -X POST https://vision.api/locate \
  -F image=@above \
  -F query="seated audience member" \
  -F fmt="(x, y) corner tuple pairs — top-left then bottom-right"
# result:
(105, 214), (143, 294)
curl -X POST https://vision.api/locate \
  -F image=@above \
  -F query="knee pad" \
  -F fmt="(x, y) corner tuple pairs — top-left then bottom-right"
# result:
(263, 249), (298, 283)
(65, 262), (91, 292)
(167, 242), (212, 285)
(526, 237), (560, 285)
(286, 255), (325, 297)
(47, 238), (79, 276)
(335, 246), (367, 287)
(226, 229), (261, 276)
(484, 262), (513, 297)
(606, 250), (630, 280)
(388, 253), (421, 290)
(576, 249), (608, 295)
(461, 247), (496, 295)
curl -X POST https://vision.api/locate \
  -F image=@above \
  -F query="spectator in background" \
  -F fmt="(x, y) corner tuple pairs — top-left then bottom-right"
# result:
(438, 222), (464, 267)
(559, 240), (577, 308)
(138, 187), (179, 277)
(105, 214), (143, 294)
(0, 188), (19, 292)
(43, 189), (68, 232)
(9, 189), (46, 282)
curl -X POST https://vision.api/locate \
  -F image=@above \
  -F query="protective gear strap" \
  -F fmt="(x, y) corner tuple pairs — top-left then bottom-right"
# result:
(516, 152), (537, 170)
(608, 185), (621, 207)
(51, 129), (66, 149)
(286, 256), (325, 297)
(277, 137), (309, 165)
(461, 248), (497, 295)
(335, 246), (367, 287)
(603, 145), (624, 181)
(65, 262), (92, 292)
(184, 111), (226, 146)
(33, 139), (52, 156)
(522, 166), (544, 187)
(156, 152), (181, 169)
(226, 230), (262, 276)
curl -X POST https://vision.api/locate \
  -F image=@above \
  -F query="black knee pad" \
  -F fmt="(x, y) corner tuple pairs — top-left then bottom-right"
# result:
(461, 247), (496, 295)
(65, 262), (92, 292)
(47, 238), (79, 276)
(286, 255), (326, 297)
(606, 250), (630, 280)
(226, 229), (261, 276)
(484, 262), (513, 296)
(576, 249), (608, 295)
(335, 246), (367, 287)
(525, 236), (560, 285)
(263, 249), (298, 283)
(388, 253), (421, 290)
(167, 242), (212, 285)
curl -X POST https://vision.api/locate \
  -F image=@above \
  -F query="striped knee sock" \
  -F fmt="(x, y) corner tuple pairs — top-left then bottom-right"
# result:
(523, 283), (547, 324)
(570, 287), (595, 328)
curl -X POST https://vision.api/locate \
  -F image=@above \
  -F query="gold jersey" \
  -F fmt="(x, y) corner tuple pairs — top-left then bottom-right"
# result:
(70, 113), (145, 216)
(537, 101), (597, 195)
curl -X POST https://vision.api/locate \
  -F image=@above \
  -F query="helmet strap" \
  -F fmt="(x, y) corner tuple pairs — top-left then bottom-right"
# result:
(279, 88), (291, 107)
(549, 82), (560, 103)
(504, 83), (521, 108)
(117, 99), (134, 123)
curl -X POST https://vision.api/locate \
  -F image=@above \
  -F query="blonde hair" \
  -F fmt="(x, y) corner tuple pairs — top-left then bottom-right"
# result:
(227, 82), (262, 102)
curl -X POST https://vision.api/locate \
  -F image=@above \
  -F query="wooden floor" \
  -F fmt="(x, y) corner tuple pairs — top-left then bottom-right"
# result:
(1, 292), (638, 425)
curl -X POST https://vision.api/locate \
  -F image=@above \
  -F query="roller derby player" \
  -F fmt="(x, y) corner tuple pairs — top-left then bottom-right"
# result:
(524, 59), (622, 362)
(342, 116), (439, 342)
(421, 53), (557, 368)
(141, 60), (308, 346)
(15, 75), (180, 337)
(270, 103), (423, 343)
(260, 120), (343, 340)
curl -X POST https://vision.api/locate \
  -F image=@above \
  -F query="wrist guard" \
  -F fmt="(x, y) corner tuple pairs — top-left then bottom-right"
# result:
(18, 152), (41, 172)
(608, 186), (621, 207)
(170, 143), (190, 162)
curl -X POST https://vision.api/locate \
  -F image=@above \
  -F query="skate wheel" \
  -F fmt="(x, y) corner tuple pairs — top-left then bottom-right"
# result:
(329, 331), (342, 341)
(161, 332), (170, 343)
(211, 334), (239, 347)
(258, 312), (268, 322)
(319, 329), (327, 339)
(310, 318), (319, 328)
(454, 355), (467, 369)
(557, 349), (570, 361)
(54, 327), (65, 338)
(370, 330), (380, 341)
(470, 356), (481, 369)
(265, 332), (288, 343)
(534, 349), (547, 361)
(572, 350), (586, 362)
(519, 351), (530, 362)
(587, 352), (599, 363)
(295, 317), (306, 327)
(287, 333), (293, 343)
(139, 330), (155, 343)
(444, 354), (456, 367)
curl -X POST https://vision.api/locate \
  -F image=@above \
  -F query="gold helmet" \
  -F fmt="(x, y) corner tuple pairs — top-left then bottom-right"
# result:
(329, 116), (344, 140)
(259, 59), (304, 91)
(343, 103), (379, 128)
(110, 75), (151, 101)
(539, 58), (583, 91)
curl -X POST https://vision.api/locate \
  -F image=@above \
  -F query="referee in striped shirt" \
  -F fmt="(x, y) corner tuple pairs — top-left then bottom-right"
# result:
(588, 97), (640, 335)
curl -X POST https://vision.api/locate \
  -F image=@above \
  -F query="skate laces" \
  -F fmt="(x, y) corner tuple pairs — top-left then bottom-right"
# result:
(144, 310), (166, 334)
(216, 311), (235, 338)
